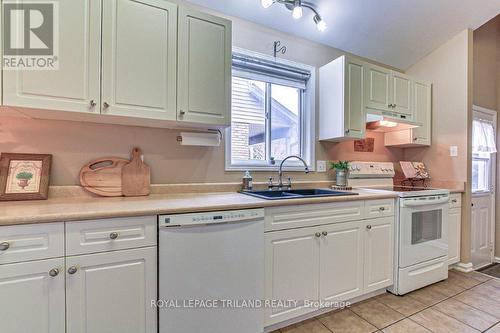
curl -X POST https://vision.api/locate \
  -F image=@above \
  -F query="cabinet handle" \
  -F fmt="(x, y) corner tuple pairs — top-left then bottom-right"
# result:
(366, 225), (372, 230)
(379, 207), (385, 211)
(345, 129), (350, 134)
(90, 100), (96, 108)
(0, 242), (10, 251)
(109, 232), (119, 240)
(103, 102), (110, 109)
(322, 231), (328, 236)
(179, 110), (186, 116)
(413, 137), (418, 141)
(452, 199), (457, 203)
(49, 268), (59, 277)
(68, 266), (78, 275)
(315, 232), (321, 238)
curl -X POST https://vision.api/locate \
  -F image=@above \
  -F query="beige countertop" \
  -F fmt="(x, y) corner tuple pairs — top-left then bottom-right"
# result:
(0, 190), (398, 226)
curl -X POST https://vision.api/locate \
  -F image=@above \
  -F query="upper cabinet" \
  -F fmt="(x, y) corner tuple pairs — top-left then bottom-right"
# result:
(177, 8), (232, 126)
(3, 0), (101, 113)
(319, 55), (365, 141)
(385, 80), (432, 147)
(101, 0), (178, 120)
(320, 55), (431, 143)
(1, 0), (232, 129)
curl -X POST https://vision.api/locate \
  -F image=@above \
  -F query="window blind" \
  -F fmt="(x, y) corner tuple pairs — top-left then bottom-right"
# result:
(472, 119), (497, 154)
(232, 52), (311, 90)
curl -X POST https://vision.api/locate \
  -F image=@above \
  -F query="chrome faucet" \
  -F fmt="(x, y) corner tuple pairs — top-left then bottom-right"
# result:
(268, 155), (309, 190)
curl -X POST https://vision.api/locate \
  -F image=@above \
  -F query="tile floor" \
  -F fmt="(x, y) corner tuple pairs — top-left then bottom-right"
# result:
(274, 270), (500, 333)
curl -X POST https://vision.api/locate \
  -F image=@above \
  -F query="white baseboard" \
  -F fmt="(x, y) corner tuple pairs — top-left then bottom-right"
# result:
(264, 289), (386, 332)
(451, 262), (474, 273)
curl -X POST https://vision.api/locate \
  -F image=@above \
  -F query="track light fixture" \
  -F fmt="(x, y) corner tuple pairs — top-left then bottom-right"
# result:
(261, 0), (327, 31)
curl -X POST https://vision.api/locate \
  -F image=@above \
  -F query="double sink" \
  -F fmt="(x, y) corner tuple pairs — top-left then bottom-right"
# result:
(241, 188), (358, 200)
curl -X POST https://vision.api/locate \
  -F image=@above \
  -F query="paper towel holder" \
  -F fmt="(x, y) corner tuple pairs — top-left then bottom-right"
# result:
(176, 129), (223, 146)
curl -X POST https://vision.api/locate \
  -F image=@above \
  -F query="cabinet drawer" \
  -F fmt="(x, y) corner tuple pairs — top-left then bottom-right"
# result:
(265, 201), (364, 232)
(449, 194), (462, 208)
(0, 223), (64, 264)
(66, 216), (157, 256)
(364, 199), (395, 218)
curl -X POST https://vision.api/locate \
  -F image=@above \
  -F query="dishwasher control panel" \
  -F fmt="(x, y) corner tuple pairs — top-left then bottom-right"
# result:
(159, 209), (265, 227)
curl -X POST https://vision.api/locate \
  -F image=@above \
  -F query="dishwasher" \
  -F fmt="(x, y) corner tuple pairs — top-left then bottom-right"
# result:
(158, 209), (265, 333)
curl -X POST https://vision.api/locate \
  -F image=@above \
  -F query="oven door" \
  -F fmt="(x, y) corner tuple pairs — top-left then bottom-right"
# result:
(399, 195), (449, 268)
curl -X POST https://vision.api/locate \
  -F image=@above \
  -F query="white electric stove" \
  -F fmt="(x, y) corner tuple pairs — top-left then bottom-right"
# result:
(348, 162), (450, 295)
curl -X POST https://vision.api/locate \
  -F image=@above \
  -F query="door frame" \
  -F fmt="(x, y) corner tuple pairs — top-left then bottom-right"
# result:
(472, 105), (496, 267)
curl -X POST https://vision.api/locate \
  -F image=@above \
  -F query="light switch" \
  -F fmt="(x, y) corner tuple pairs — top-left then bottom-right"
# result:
(450, 146), (458, 157)
(317, 160), (327, 172)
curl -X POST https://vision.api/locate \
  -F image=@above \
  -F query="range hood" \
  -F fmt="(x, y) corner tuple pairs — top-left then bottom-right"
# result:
(366, 111), (421, 132)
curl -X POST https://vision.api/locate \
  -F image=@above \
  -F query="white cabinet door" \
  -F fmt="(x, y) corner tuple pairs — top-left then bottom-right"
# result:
(448, 208), (461, 265)
(363, 217), (394, 293)
(265, 227), (320, 325)
(411, 80), (432, 145)
(0, 258), (65, 333)
(391, 72), (412, 115)
(177, 7), (232, 126)
(3, 0), (101, 113)
(66, 247), (157, 333)
(344, 59), (365, 138)
(101, 0), (177, 120)
(364, 64), (391, 111)
(319, 221), (363, 302)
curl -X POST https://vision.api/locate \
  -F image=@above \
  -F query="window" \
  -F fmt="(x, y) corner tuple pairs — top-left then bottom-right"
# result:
(472, 117), (496, 193)
(226, 50), (315, 170)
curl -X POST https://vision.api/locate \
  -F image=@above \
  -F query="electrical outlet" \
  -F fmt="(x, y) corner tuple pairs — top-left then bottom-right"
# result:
(450, 146), (458, 157)
(317, 160), (327, 172)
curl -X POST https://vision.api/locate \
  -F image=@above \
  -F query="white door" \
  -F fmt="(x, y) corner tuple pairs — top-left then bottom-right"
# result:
(0, 258), (65, 333)
(66, 247), (157, 333)
(391, 72), (412, 115)
(177, 7), (232, 126)
(471, 195), (493, 269)
(3, 0), (101, 113)
(364, 217), (394, 292)
(265, 227), (320, 325)
(344, 59), (365, 138)
(411, 80), (432, 145)
(319, 221), (363, 302)
(101, 0), (177, 120)
(471, 107), (496, 269)
(364, 64), (391, 111)
(448, 208), (462, 265)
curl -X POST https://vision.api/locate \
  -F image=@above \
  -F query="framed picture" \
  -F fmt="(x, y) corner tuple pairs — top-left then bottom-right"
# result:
(0, 153), (52, 201)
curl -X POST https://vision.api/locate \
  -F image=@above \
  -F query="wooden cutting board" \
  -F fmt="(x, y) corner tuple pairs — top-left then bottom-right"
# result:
(80, 158), (129, 197)
(121, 147), (151, 197)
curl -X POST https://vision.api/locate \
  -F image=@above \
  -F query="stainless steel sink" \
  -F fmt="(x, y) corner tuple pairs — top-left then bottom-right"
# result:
(240, 189), (358, 200)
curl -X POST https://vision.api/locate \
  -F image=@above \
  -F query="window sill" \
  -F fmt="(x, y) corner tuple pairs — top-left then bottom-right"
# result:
(226, 165), (315, 172)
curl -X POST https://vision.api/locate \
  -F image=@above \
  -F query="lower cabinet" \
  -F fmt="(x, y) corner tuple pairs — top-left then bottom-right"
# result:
(265, 216), (394, 326)
(0, 258), (66, 333)
(66, 247), (157, 333)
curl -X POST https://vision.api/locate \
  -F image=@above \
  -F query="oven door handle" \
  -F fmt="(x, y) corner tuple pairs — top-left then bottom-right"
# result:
(403, 197), (449, 207)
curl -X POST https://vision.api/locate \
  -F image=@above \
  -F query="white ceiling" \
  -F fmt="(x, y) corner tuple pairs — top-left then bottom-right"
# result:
(185, 0), (500, 69)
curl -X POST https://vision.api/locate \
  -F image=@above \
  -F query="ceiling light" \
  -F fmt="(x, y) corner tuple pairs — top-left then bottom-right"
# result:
(292, 6), (303, 19)
(261, 0), (274, 9)
(261, 0), (326, 32)
(314, 14), (327, 32)
(292, 1), (303, 19)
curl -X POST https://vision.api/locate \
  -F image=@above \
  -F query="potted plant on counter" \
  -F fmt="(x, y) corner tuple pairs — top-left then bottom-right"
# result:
(330, 161), (350, 187)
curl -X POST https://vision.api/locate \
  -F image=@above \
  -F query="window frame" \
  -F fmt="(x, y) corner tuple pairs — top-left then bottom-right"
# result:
(225, 48), (316, 172)
(472, 154), (492, 194)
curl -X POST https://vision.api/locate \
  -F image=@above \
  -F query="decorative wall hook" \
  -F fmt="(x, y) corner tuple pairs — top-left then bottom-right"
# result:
(273, 41), (287, 59)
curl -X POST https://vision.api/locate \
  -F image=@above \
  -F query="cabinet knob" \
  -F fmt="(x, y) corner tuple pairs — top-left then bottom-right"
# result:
(90, 99), (96, 108)
(366, 225), (372, 230)
(345, 129), (350, 134)
(103, 102), (110, 109)
(49, 268), (60, 277)
(179, 110), (186, 116)
(315, 232), (321, 238)
(322, 231), (328, 236)
(68, 266), (78, 275)
(451, 199), (457, 203)
(413, 137), (418, 141)
(379, 207), (385, 211)
(0, 242), (10, 251)
(109, 232), (119, 240)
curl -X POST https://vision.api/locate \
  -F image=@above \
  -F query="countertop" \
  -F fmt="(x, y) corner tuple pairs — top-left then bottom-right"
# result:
(0, 190), (398, 226)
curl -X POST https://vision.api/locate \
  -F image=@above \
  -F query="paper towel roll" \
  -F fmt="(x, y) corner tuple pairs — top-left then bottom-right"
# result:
(178, 132), (221, 147)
